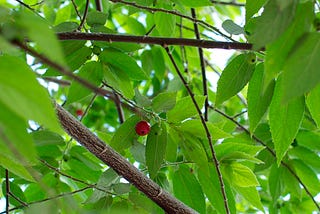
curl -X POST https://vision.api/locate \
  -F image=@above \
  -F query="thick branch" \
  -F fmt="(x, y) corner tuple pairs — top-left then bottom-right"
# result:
(57, 32), (253, 50)
(55, 103), (197, 214)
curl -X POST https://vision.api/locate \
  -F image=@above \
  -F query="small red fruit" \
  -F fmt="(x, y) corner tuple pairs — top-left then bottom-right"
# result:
(135, 121), (151, 136)
(76, 109), (84, 117)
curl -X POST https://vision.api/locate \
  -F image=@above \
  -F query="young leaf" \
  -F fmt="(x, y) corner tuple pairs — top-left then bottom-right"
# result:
(173, 165), (206, 214)
(215, 53), (256, 106)
(223, 162), (259, 187)
(248, 63), (275, 133)
(269, 76), (305, 165)
(100, 49), (148, 80)
(167, 95), (206, 123)
(306, 84), (320, 128)
(0, 56), (61, 133)
(146, 123), (167, 179)
(110, 115), (141, 152)
(67, 61), (103, 103)
(249, 0), (298, 50)
(233, 186), (264, 211)
(281, 33), (320, 103)
(152, 92), (176, 113)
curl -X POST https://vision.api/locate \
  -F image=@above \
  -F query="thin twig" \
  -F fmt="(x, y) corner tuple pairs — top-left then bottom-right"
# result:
(57, 32), (252, 50)
(78, 0), (90, 30)
(70, 0), (83, 22)
(113, 91), (125, 123)
(8, 193), (28, 207)
(95, 0), (102, 11)
(5, 170), (9, 214)
(213, 107), (320, 211)
(191, 8), (209, 121)
(164, 46), (230, 214)
(110, 0), (234, 41)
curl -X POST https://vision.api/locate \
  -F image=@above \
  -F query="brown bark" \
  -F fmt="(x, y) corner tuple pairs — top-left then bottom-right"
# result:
(55, 103), (197, 214)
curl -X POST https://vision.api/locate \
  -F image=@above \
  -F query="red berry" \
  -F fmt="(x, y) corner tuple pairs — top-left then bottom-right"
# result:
(76, 109), (84, 117)
(135, 121), (151, 136)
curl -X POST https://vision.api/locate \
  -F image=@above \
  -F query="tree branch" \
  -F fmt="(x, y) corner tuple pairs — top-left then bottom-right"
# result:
(57, 32), (252, 50)
(55, 103), (197, 213)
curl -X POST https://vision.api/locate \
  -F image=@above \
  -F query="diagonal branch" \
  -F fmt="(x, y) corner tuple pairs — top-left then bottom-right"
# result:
(57, 32), (253, 50)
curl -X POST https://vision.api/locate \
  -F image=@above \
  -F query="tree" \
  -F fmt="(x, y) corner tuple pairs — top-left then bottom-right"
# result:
(0, 0), (319, 213)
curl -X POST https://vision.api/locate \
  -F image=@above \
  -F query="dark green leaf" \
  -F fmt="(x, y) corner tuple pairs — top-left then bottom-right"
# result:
(86, 11), (108, 26)
(248, 63), (275, 133)
(130, 141), (146, 164)
(53, 21), (78, 32)
(281, 32), (320, 102)
(173, 165), (206, 214)
(216, 53), (256, 106)
(32, 130), (65, 146)
(180, 0), (211, 7)
(112, 183), (131, 195)
(222, 19), (244, 35)
(249, 0), (298, 50)
(146, 123), (167, 179)
(269, 76), (305, 165)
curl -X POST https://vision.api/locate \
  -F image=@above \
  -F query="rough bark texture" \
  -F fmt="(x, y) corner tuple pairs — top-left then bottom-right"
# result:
(55, 103), (197, 214)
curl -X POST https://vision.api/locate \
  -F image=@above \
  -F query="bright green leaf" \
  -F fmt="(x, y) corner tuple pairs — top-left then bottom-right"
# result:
(67, 61), (103, 103)
(173, 165), (206, 214)
(248, 63), (275, 133)
(306, 84), (320, 128)
(100, 49), (148, 80)
(110, 115), (140, 152)
(103, 64), (134, 99)
(0, 56), (61, 133)
(146, 123), (167, 179)
(154, 12), (175, 37)
(216, 53), (256, 106)
(269, 76), (305, 165)
(233, 185), (264, 211)
(289, 146), (320, 173)
(245, 0), (266, 22)
(152, 92), (176, 113)
(167, 95), (206, 123)
(223, 162), (259, 187)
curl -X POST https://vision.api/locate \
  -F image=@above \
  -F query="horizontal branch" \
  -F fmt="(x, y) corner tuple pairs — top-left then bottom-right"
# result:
(57, 32), (253, 50)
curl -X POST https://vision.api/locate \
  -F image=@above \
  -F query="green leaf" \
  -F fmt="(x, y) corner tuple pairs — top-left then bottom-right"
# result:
(31, 130), (65, 146)
(152, 92), (176, 113)
(17, 11), (65, 65)
(103, 64), (134, 99)
(269, 76), (305, 165)
(215, 53), (256, 106)
(53, 21), (78, 32)
(248, 63), (275, 133)
(179, 0), (211, 7)
(134, 88), (152, 107)
(215, 142), (264, 161)
(154, 11), (175, 37)
(2, 181), (27, 207)
(167, 95), (206, 123)
(296, 130), (320, 151)
(67, 61), (103, 103)
(180, 134), (208, 168)
(281, 32), (320, 102)
(176, 119), (231, 140)
(0, 103), (36, 181)
(306, 84), (320, 128)
(146, 123), (167, 179)
(249, 0), (298, 50)
(223, 162), (259, 187)
(0, 56), (61, 133)
(112, 183), (131, 195)
(130, 141), (146, 164)
(220, 152), (263, 164)
(198, 164), (228, 214)
(222, 19), (244, 35)
(268, 164), (282, 205)
(110, 115), (141, 152)
(264, 1), (314, 91)
(86, 11), (108, 26)
(165, 127), (178, 162)
(289, 146), (320, 173)
(152, 46), (166, 80)
(245, 0), (266, 22)
(291, 159), (320, 195)
(233, 186), (264, 211)
(100, 49), (148, 80)
(173, 165), (206, 214)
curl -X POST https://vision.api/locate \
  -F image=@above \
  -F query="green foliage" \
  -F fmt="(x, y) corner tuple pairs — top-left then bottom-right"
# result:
(0, 0), (320, 213)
